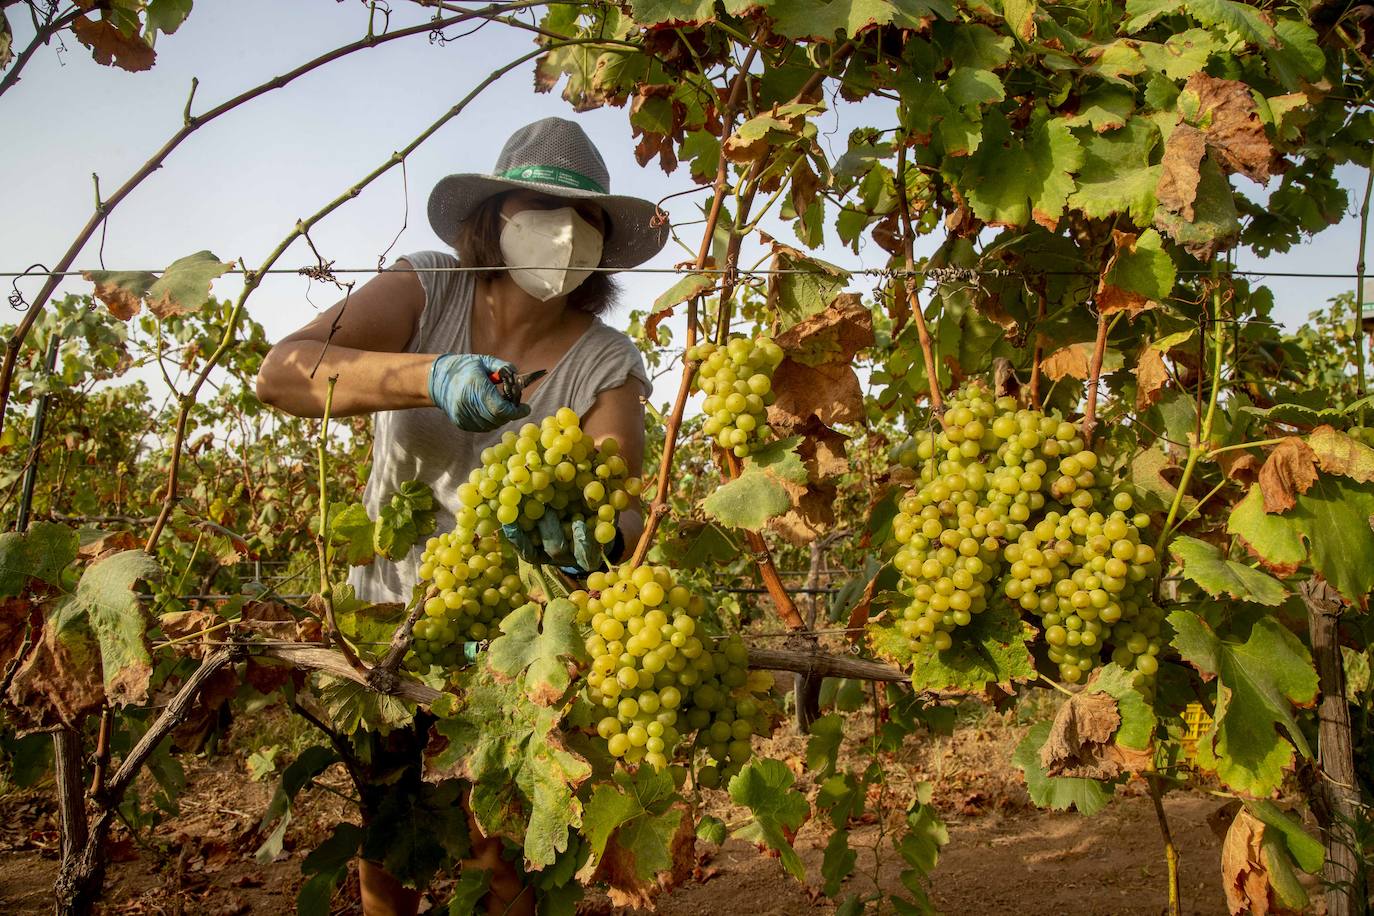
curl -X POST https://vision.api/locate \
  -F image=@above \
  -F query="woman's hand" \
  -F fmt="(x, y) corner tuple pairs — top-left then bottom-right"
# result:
(499, 516), (621, 578)
(428, 353), (532, 432)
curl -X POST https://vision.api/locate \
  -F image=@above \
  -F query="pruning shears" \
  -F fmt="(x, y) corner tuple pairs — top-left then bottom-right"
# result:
(488, 366), (548, 403)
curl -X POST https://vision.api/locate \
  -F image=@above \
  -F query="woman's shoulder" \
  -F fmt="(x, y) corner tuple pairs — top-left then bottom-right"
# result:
(393, 249), (460, 272)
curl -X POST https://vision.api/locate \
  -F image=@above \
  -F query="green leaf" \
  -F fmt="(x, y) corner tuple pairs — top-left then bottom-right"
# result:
(1231, 486), (1302, 574)
(894, 782), (948, 876)
(869, 598), (1035, 695)
(651, 272), (715, 314)
(145, 0), (193, 36)
(487, 599), (586, 705)
(1124, 0), (1179, 32)
(328, 502), (376, 566)
(629, 0), (716, 26)
(821, 828), (856, 897)
(428, 667), (591, 869)
(696, 814), (727, 846)
(1245, 800), (1324, 874)
(247, 745), (281, 781)
(1064, 84), (1135, 133)
(302, 822), (363, 877)
(256, 745), (339, 862)
(372, 480), (437, 561)
(0, 522), (79, 597)
(1068, 118), (1160, 223)
(728, 758), (809, 880)
(54, 550), (159, 705)
(702, 438), (808, 530)
(1013, 722), (1114, 814)
(1103, 228), (1175, 307)
(296, 872), (341, 916)
(581, 767), (682, 882)
(315, 673), (415, 734)
(144, 251), (232, 318)
(1137, 28), (1221, 80)
(816, 773), (865, 829)
(806, 713), (845, 779)
(447, 869), (492, 916)
(1185, 0), (1276, 48)
(1168, 610), (1318, 795)
(1170, 535), (1289, 606)
(957, 109), (1083, 230)
(767, 248), (851, 329)
(765, 0), (954, 40)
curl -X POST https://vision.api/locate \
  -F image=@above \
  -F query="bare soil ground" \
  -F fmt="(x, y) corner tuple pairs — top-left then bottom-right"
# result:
(0, 705), (1236, 916)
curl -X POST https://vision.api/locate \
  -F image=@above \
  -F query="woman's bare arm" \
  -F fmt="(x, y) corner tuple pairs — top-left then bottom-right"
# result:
(255, 262), (433, 418)
(582, 377), (648, 554)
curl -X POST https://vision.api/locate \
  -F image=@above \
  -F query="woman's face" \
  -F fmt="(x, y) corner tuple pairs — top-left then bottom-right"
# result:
(500, 189), (606, 234)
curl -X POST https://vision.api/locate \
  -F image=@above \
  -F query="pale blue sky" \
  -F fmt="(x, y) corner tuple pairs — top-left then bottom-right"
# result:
(3, 0), (1369, 410)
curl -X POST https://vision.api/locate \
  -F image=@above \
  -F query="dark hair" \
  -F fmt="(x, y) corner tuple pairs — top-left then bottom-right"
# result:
(454, 192), (620, 316)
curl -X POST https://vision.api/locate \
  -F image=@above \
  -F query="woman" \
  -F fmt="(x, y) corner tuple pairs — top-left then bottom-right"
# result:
(256, 117), (668, 915)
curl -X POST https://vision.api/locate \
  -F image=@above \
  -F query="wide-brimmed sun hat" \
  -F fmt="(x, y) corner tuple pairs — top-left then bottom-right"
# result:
(427, 117), (669, 270)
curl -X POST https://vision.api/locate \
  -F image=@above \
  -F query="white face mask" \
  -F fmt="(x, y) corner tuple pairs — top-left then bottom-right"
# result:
(498, 207), (604, 302)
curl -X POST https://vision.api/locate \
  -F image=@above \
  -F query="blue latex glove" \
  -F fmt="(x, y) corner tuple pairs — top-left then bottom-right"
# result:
(428, 353), (531, 432)
(500, 515), (622, 579)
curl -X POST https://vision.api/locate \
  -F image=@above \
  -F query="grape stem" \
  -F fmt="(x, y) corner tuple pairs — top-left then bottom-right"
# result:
(627, 41), (760, 569)
(316, 376), (368, 676)
(896, 143), (945, 418)
(1146, 774), (1182, 916)
(1080, 310), (1112, 446)
(1155, 268), (1227, 557)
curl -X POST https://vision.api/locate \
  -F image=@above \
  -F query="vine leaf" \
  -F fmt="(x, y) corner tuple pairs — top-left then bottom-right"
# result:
(1258, 437), (1317, 513)
(763, 0), (955, 40)
(1227, 485), (1304, 576)
(723, 102), (822, 163)
(146, 0), (194, 36)
(0, 521), (79, 597)
(446, 869), (491, 916)
(892, 782), (949, 912)
(1221, 806), (1315, 915)
(1153, 153), (1240, 259)
(1067, 117), (1160, 223)
(821, 829), (857, 898)
(1170, 536), (1289, 606)
(84, 251), (232, 320)
(72, 13), (156, 72)
(957, 109), (1083, 230)
(1039, 665), (1155, 780)
(487, 599), (586, 705)
(1156, 124), (1206, 220)
(256, 745), (340, 862)
(1182, 73), (1282, 182)
(1306, 425), (1374, 483)
(1038, 341), (1123, 381)
(1013, 721), (1114, 815)
(703, 437), (808, 530)
(1228, 476), (1374, 607)
(769, 293), (872, 430)
(1135, 345), (1170, 409)
(51, 549), (159, 706)
(327, 502), (377, 567)
(764, 242), (851, 329)
(580, 767), (691, 908)
(1168, 611), (1317, 796)
(426, 666), (591, 870)
(728, 758), (810, 880)
(806, 713), (846, 780)
(1098, 228), (1175, 317)
(374, 480), (437, 560)
(5, 605), (106, 729)
(869, 598), (1035, 696)
(645, 272), (715, 340)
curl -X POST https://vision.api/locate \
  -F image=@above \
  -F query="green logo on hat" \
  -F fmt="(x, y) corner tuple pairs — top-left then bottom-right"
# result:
(500, 164), (607, 195)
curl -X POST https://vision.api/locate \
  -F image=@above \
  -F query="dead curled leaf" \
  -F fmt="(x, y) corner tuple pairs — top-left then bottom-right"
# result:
(1186, 73), (1284, 183)
(1040, 690), (1129, 780)
(159, 609), (221, 659)
(1156, 124), (1207, 221)
(1039, 343), (1093, 382)
(1307, 424), (1374, 483)
(1134, 344), (1169, 410)
(1258, 438), (1318, 513)
(1217, 449), (1263, 486)
(72, 15), (156, 72)
(1221, 808), (1301, 916)
(6, 616), (106, 729)
(1097, 230), (1165, 318)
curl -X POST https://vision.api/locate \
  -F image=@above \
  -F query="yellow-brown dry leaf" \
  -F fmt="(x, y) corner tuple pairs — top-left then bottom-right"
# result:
(1221, 808), (1301, 916)
(1039, 690), (1123, 780)
(1307, 424), (1374, 483)
(1040, 343), (1094, 381)
(1259, 437), (1318, 513)
(86, 275), (144, 321)
(72, 15), (155, 72)
(6, 617), (107, 729)
(1188, 73), (1283, 183)
(769, 358), (866, 428)
(1156, 124), (1207, 221)
(1135, 344), (1170, 410)
(1217, 450), (1263, 486)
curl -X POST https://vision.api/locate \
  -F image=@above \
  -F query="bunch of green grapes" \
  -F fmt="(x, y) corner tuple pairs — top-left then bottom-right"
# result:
(578, 563), (706, 770)
(681, 636), (775, 788)
(689, 336), (785, 457)
(889, 384), (1005, 650)
(453, 407), (642, 555)
(1003, 495), (1162, 688)
(411, 531), (527, 668)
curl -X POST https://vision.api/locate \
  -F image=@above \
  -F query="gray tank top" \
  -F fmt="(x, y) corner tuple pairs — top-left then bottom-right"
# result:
(348, 249), (650, 603)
